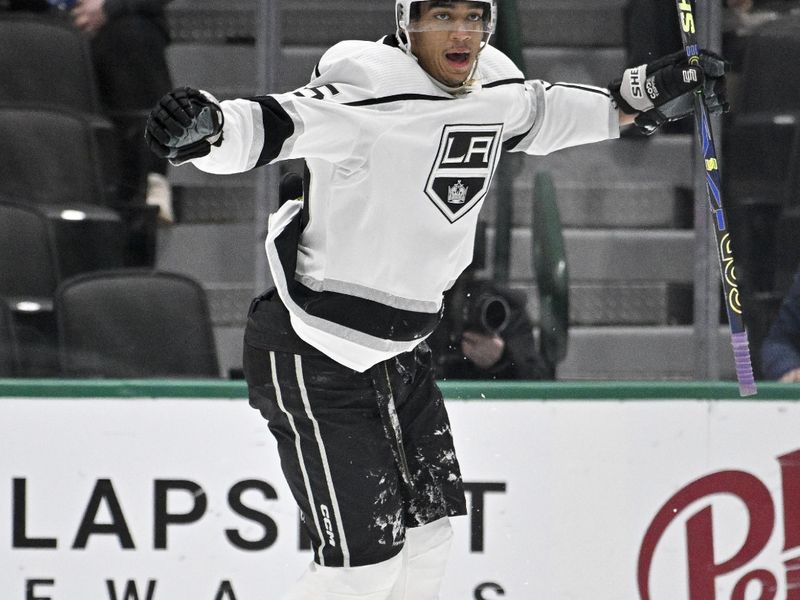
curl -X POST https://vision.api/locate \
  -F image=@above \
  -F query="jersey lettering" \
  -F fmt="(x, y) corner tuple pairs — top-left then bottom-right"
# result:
(442, 135), (496, 166)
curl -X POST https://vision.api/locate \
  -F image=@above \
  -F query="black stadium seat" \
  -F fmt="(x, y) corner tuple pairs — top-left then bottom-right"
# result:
(56, 270), (220, 378)
(0, 13), (104, 115)
(0, 200), (127, 376)
(0, 298), (21, 377)
(0, 201), (60, 302)
(0, 14), (120, 194)
(42, 204), (127, 280)
(0, 200), (126, 299)
(0, 201), (61, 376)
(0, 106), (113, 206)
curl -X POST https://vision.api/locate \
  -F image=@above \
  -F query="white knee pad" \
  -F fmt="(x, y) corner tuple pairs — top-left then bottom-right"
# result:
(281, 552), (404, 600)
(390, 517), (454, 600)
(281, 518), (453, 600)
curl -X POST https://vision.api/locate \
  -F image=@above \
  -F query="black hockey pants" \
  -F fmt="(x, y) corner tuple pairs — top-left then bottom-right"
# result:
(242, 290), (467, 568)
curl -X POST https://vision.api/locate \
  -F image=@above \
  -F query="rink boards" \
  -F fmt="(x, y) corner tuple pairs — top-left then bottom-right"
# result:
(1, 380), (799, 600)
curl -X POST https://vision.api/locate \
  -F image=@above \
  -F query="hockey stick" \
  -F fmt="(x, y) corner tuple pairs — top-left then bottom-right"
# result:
(675, 0), (757, 396)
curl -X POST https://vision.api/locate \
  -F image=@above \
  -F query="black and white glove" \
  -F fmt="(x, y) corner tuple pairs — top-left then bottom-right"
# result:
(145, 87), (224, 162)
(608, 50), (729, 135)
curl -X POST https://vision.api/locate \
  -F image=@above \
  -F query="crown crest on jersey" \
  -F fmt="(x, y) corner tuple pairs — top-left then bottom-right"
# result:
(447, 180), (469, 205)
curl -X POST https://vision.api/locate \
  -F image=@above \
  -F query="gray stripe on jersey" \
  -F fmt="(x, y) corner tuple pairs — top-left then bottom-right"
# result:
(295, 355), (352, 568)
(296, 274), (441, 314)
(272, 100), (305, 162)
(247, 101), (265, 170)
(505, 80), (547, 153)
(269, 351), (328, 565)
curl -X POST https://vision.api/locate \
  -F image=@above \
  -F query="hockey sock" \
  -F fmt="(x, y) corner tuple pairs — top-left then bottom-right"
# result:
(280, 552), (404, 600)
(389, 517), (454, 600)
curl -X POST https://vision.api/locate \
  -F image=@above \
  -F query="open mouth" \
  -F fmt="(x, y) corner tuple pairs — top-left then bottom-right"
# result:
(445, 52), (471, 68)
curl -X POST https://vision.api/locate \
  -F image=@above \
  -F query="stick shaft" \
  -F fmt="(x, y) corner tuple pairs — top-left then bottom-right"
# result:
(674, 0), (757, 395)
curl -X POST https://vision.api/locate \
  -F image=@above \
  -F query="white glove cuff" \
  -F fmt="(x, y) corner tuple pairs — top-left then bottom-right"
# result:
(620, 65), (655, 113)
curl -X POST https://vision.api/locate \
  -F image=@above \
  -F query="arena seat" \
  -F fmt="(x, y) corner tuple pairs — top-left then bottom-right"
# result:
(0, 201), (60, 302)
(0, 106), (114, 206)
(0, 199), (59, 376)
(56, 270), (220, 378)
(0, 13), (103, 114)
(0, 14), (119, 187)
(0, 200), (126, 296)
(0, 200), (127, 376)
(0, 298), (21, 378)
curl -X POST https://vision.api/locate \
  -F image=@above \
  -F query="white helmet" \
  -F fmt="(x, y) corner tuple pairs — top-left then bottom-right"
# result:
(395, 0), (497, 49)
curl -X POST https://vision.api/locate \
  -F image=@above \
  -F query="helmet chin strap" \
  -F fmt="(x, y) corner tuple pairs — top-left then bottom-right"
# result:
(437, 53), (482, 94)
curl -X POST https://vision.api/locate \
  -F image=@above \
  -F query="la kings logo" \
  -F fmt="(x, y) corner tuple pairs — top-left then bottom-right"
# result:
(425, 124), (503, 223)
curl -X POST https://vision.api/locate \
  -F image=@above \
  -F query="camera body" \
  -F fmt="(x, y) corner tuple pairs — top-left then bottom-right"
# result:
(461, 292), (511, 336)
(431, 291), (511, 377)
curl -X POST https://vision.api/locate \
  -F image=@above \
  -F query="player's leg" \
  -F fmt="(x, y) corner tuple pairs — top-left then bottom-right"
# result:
(387, 343), (468, 599)
(389, 517), (454, 600)
(243, 293), (409, 598)
(283, 554), (405, 600)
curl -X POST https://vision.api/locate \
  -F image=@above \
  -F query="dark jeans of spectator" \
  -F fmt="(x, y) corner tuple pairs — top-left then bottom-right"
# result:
(91, 13), (173, 205)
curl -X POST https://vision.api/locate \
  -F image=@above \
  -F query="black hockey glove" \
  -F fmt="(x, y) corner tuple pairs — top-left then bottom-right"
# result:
(608, 50), (729, 135)
(145, 87), (224, 162)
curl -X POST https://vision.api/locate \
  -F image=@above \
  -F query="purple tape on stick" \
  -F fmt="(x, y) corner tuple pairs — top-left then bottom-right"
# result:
(731, 332), (757, 397)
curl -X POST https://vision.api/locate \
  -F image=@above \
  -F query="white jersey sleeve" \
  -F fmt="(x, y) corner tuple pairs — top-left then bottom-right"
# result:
(191, 40), (619, 174)
(191, 40), (438, 174)
(189, 97), (265, 174)
(461, 43), (619, 156)
(510, 80), (620, 155)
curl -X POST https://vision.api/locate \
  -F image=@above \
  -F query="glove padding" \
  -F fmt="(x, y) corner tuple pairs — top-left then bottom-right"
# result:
(609, 50), (729, 135)
(145, 87), (224, 162)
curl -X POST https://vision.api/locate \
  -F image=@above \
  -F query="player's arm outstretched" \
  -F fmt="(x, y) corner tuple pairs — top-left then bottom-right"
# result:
(609, 50), (728, 133)
(145, 86), (224, 164)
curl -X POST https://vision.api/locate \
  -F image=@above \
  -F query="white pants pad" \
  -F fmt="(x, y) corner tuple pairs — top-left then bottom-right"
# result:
(390, 517), (454, 600)
(281, 552), (403, 600)
(280, 517), (453, 600)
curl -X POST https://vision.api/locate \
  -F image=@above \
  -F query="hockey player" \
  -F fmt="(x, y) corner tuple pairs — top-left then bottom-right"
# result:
(145, 1), (727, 597)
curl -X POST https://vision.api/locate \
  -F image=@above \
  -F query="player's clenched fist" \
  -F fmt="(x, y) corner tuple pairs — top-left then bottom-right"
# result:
(608, 50), (728, 135)
(145, 87), (224, 163)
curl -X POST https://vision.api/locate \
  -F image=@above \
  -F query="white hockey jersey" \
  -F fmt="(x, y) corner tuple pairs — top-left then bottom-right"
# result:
(191, 35), (620, 371)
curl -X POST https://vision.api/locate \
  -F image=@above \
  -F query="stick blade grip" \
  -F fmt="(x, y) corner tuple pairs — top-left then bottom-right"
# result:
(732, 332), (758, 396)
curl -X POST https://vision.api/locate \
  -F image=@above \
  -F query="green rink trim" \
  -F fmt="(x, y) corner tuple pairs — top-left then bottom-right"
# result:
(0, 379), (799, 400)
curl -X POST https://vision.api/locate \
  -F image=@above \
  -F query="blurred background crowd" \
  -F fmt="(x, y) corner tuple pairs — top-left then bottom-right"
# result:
(0, 0), (798, 384)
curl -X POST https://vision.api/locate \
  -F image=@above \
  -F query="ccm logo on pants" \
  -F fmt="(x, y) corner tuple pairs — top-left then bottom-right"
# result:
(320, 504), (337, 547)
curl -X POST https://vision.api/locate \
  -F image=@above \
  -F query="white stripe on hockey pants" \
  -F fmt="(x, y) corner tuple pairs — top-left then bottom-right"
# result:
(280, 517), (454, 600)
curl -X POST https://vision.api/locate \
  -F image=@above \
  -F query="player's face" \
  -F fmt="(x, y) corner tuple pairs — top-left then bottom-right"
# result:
(409, 2), (486, 87)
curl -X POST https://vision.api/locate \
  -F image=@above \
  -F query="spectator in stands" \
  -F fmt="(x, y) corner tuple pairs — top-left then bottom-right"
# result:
(761, 269), (800, 382)
(7, 0), (175, 228)
(428, 271), (551, 381)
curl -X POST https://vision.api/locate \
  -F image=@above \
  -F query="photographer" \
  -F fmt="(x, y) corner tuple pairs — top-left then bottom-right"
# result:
(428, 272), (552, 381)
